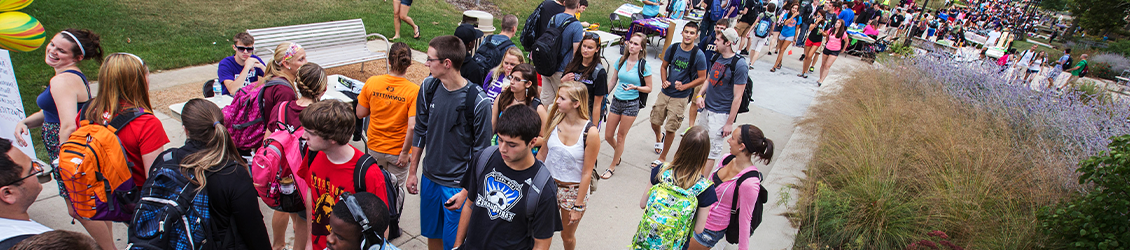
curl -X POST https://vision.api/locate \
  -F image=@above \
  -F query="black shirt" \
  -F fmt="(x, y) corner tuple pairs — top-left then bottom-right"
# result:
(807, 20), (827, 43)
(462, 53), (486, 88)
(649, 166), (718, 207)
(564, 63), (608, 111)
(536, 0), (566, 37)
(460, 150), (563, 249)
(738, 2), (761, 24)
(180, 140), (271, 250)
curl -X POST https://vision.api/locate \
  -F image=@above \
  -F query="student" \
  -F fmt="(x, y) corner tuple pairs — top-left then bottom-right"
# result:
(492, 64), (548, 132)
(695, 28), (747, 176)
(799, 12), (826, 79)
(215, 32), (266, 96)
(1065, 54), (1088, 87)
(560, 32), (608, 125)
(630, 125), (717, 249)
(540, 0), (585, 105)
(735, 1), (761, 57)
(817, 19), (848, 86)
(483, 47), (525, 100)
(1016, 45), (1038, 81)
(455, 24), (486, 88)
(687, 124), (773, 250)
(0, 138), (49, 248)
(699, 18), (730, 67)
(1025, 51), (1046, 85)
(449, 105), (562, 250)
(265, 63), (326, 250)
(14, 29), (101, 163)
(259, 42), (307, 145)
(325, 192), (400, 250)
(740, 2), (774, 69)
(770, 3), (800, 72)
(652, 23), (708, 166)
(75, 53), (170, 250)
(8, 230), (99, 250)
(357, 43), (420, 227)
(535, 83), (599, 250)
(299, 100), (390, 250)
(641, 0), (661, 18)
(165, 99), (271, 249)
(407, 36), (494, 250)
(601, 33), (653, 180)
(1046, 49), (1070, 90)
(392, 0), (420, 40)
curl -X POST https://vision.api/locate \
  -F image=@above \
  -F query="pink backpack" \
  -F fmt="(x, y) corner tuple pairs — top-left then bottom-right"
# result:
(250, 101), (306, 212)
(222, 79), (291, 151)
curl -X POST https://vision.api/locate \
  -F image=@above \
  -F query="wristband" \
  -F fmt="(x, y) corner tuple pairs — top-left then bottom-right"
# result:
(572, 205), (586, 212)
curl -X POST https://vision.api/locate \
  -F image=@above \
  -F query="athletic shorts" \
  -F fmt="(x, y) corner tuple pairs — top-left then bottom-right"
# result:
(420, 177), (461, 249)
(822, 48), (841, 56)
(805, 39), (821, 47)
(609, 97), (640, 117)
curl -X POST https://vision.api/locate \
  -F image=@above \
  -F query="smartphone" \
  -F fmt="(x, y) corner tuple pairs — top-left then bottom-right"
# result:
(444, 200), (456, 207)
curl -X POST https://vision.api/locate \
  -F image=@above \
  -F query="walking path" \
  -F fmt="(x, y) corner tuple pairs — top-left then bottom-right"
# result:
(28, 21), (872, 249)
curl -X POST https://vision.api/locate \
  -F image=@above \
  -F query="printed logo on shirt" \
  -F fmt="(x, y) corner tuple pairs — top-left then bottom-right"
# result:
(235, 68), (259, 87)
(708, 61), (728, 87)
(309, 173), (346, 236)
(475, 169), (524, 222)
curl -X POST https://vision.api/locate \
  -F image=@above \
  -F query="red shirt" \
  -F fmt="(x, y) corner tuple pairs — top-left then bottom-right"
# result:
(77, 106), (170, 184)
(299, 146), (388, 250)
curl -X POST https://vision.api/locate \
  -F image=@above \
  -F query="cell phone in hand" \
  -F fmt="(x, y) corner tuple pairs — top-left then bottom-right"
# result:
(445, 200), (456, 207)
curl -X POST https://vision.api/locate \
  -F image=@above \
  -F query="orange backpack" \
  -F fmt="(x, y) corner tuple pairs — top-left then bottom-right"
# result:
(56, 108), (146, 222)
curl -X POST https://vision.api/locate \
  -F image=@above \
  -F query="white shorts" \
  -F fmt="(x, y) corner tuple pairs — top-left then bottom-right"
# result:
(696, 110), (729, 160)
(749, 36), (769, 52)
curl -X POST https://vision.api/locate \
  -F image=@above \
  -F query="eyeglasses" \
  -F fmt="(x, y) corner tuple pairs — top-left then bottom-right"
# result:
(235, 46), (255, 52)
(2, 161), (45, 187)
(507, 76), (529, 83)
(426, 57), (444, 63)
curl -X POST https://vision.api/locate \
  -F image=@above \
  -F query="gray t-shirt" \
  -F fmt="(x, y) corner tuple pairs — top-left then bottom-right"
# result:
(704, 55), (749, 114)
(550, 13), (584, 72)
(413, 77), (495, 188)
(662, 44), (708, 98)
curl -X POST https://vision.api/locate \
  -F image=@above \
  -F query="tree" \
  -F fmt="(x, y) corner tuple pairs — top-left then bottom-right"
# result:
(1067, 0), (1130, 37)
(1039, 0), (1070, 12)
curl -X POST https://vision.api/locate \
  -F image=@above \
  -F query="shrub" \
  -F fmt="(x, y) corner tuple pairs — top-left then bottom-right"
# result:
(1087, 53), (1130, 80)
(1038, 134), (1130, 249)
(1071, 80), (1112, 105)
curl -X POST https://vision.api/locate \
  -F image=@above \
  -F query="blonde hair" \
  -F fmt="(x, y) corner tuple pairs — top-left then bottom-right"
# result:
(84, 53), (152, 124)
(491, 47), (525, 79)
(180, 99), (245, 190)
(658, 125), (710, 189)
(295, 63), (327, 100)
(263, 42), (303, 83)
(617, 33), (648, 70)
(542, 82), (591, 139)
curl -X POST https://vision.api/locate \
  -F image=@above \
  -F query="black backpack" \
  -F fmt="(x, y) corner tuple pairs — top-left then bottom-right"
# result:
(520, 2), (545, 50)
(1062, 56), (1074, 72)
(718, 155), (769, 244)
(718, 54), (754, 114)
(473, 35), (516, 73)
(630, 58), (652, 107)
(304, 150), (404, 239)
(531, 15), (578, 76)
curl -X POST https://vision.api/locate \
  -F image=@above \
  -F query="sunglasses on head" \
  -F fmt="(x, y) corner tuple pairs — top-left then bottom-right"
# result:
(235, 46), (254, 52)
(583, 32), (601, 43)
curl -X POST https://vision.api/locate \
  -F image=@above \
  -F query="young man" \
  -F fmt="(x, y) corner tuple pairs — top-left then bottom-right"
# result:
(1016, 44), (1037, 80)
(688, 19), (731, 134)
(539, 0), (585, 105)
(734, 0), (762, 56)
(408, 35), (494, 250)
(1066, 53), (1088, 87)
(215, 32), (266, 96)
(299, 100), (391, 250)
(325, 192), (400, 250)
(652, 23), (708, 164)
(484, 14), (519, 51)
(456, 24), (486, 88)
(695, 28), (748, 176)
(0, 138), (49, 247)
(449, 105), (562, 250)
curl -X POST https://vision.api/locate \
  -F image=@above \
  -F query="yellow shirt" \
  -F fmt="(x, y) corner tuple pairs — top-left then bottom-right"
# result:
(358, 74), (420, 155)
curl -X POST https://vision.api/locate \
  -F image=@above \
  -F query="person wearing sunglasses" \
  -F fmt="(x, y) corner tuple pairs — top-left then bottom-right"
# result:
(0, 137), (51, 247)
(326, 192), (400, 250)
(215, 32), (266, 96)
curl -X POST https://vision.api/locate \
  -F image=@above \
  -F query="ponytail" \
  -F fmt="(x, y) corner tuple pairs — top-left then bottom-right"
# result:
(179, 99), (245, 190)
(739, 124), (774, 164)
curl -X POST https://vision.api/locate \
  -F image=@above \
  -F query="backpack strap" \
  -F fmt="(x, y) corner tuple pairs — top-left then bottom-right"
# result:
(581, 121), (594, 148)
(0, 234), (36, 250)
(273, 101), (295, 133)
(473, 145), (499, 178)
(61, 69), (93, 100)
(258, 79), (292, 123)
(462, 82), (480, 147)
(108, 108), (148, 135)
(354, 153), (377, 193)
(525, 165), (552, 238)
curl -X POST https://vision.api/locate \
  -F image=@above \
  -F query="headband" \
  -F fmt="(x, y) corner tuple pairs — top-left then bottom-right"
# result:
(280, 43), (304, 64)
(115, 52), (145, 66)
(739, 125), (758, 155)
(60, 31), (85, 56)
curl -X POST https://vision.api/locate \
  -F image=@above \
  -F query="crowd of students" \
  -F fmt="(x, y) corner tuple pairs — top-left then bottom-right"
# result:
(0, 0), (798, 249)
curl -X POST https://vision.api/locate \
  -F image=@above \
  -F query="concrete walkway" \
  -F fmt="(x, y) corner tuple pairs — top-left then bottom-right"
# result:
(28, 21), (872, 249)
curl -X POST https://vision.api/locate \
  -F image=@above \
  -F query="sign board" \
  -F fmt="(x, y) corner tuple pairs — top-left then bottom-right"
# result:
(0, 49), (38, 160)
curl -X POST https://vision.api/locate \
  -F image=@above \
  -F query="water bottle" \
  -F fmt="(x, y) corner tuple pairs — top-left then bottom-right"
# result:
(212, 80), (223, 97)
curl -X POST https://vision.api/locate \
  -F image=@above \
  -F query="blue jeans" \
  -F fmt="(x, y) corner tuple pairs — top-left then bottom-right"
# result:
(797, 21), (810, 46)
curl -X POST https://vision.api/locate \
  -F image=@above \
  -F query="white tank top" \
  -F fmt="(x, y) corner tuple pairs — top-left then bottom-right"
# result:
(544, 122), (588, 183)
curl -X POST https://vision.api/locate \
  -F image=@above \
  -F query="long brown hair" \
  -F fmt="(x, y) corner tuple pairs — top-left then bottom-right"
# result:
(84, 53), (152, 124)
(658, 125), (710, 189)
(389, 42), (413, 75)
(563, 33), (602, 80)
(497, 63), (539, 108)
(295, 63), (327, 100)
(180, 99), (245, 189)
(541, 82), (590, 139)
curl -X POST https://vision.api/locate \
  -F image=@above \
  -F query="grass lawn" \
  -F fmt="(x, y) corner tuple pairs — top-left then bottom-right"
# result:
(1011, 40), (1064, 58)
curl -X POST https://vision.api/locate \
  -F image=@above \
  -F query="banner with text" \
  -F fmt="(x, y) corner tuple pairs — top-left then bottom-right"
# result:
(0, 49), (38, 160)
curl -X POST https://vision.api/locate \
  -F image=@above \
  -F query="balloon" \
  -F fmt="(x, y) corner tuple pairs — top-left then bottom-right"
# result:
(0, 0), (32, 12)
(0, 11), (44, 52)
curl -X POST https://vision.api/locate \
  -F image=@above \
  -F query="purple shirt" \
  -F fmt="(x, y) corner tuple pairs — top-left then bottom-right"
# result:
(217, 55), (266, 95)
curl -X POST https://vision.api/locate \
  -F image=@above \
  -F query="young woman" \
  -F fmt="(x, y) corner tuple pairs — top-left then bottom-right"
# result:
(630, 125), (717, 248)
(799, 13), (826, 79)
(770, 2), (801, 72)
(171, 98), (271, 249)
(253, 42), (307, 151)
(483, 47), (525, 100)
(1024, 51), (1046, 85)
(492, 63), (548, 131)
(602, 33), (652, 179)
(74, 52), (171, 250)
(264, 62), (326, 250)
(687, 124), (774, 250)
(817, 19), (848, 87)
(560, 32), (608, 125)
(392, 0), (420, 40)
(535, 83), (600, 250)
(14, 29), (103, 162)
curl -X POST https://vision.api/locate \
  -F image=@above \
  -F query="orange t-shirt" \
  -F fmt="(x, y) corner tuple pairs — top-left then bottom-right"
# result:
(358, 74), (420, 155)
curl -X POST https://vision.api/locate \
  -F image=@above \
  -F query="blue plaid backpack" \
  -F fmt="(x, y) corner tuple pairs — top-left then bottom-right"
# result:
(127, 149), (221, 250)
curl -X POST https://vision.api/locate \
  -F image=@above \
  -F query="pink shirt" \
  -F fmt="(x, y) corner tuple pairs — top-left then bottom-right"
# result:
(703, 154), (762, 250)
(863, 25), (879, 36)
(825, 29), (847, 51)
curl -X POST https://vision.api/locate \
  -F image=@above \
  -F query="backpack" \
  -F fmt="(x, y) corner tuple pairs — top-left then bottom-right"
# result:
(472, 145), (552, 239)
(1080, 62), (1089, 77)
(723, 55), (754, 114)
(304, 150), (404, 239)
(624, 59), (651, 107)
(531, 15), (578, 76)
(710, 0), (741, 20)
(1062, 56), (1074, 72)
(519, 2), (545, 50)
(251, 101), (306, 212)
(473, 35), (516, 72)
(754, 13), (774, 38)
(222, 79), (292, 151)
(56, 108), (147, 222)
(630, 167), (713, 249)
(715, 155), (769, 244)
(422, 77), (481, 148)
(128, 149), (221, 250)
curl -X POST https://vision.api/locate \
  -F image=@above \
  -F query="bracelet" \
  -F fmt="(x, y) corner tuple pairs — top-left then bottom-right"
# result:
(572, 205), (586, 211)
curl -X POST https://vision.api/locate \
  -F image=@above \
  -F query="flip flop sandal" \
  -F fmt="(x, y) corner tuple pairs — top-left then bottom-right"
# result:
(770, 68), (777, 72)
(600, 169), (616, 179)
(798, 73), (807, 78)
(654, 142), (663, 154)
(413, 26), (421, 39)
(650, 160), (664, 168)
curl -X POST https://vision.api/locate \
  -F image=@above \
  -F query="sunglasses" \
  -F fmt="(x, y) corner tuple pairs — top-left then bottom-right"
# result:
(1, 160), (46, 187)
(583, 32), (601, 43)
(235, 46), (255, 52)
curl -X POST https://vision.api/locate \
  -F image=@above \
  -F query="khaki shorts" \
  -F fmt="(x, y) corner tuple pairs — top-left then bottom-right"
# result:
(540, 72), (564, 104)
(650, 93), (689, 133)
(368, 150), (406, 212)
(735, 22), (752, 39)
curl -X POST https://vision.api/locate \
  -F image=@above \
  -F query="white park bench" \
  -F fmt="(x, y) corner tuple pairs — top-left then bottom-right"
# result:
(248, 19), (390, 72)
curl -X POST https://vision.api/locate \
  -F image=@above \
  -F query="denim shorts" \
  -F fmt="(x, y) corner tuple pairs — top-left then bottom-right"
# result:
(685, 228), (726, 249)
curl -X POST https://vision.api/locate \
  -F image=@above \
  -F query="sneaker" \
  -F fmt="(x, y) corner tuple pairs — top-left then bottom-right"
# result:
(799, 54), (805, 61)
(741, 50), (749, 56)
(809, 66), (815, 72)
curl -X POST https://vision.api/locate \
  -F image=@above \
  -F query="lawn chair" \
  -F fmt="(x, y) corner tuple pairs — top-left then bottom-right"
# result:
(1117, 70), (1130, 86)
(610, 13), (630, 38)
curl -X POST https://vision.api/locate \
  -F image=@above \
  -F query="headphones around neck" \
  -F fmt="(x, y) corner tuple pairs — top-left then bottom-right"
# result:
(341, 193), (385, 250)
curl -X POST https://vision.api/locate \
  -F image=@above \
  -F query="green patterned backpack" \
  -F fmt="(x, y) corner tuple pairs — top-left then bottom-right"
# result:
(630, 167), (714, 249)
